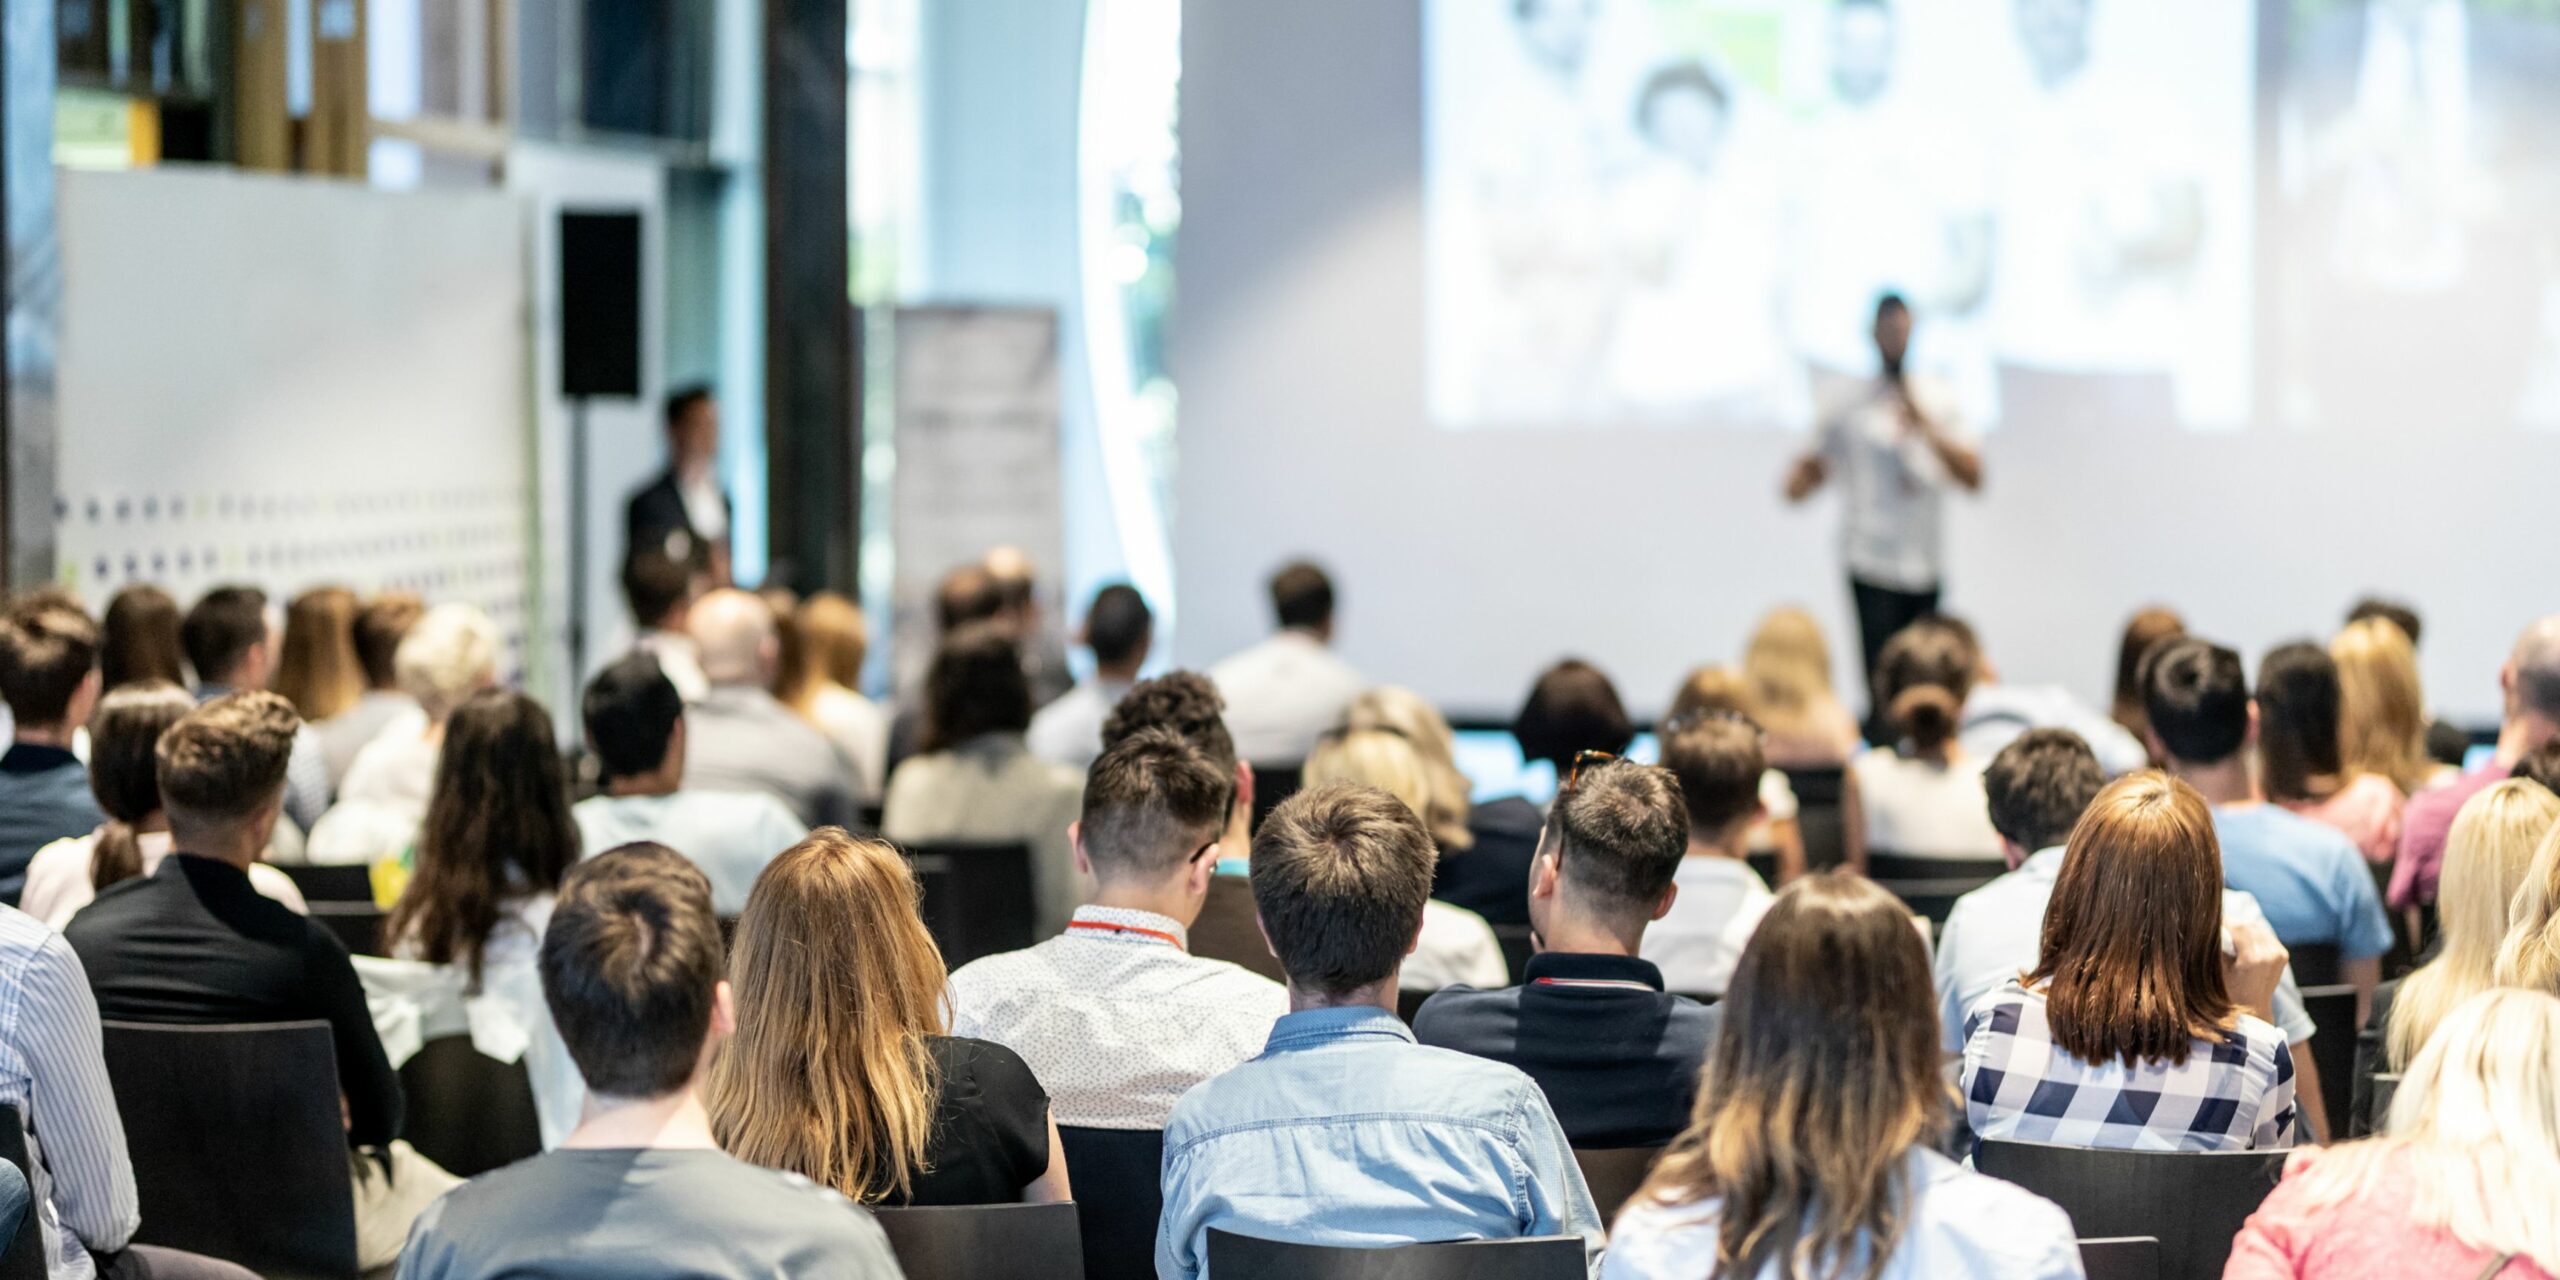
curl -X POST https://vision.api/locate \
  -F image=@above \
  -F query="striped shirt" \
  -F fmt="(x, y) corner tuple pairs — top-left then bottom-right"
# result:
(0, 905), (138, 1279)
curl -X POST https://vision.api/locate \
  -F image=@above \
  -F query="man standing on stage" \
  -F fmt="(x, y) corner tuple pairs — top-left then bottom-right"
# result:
(1783, 294), (1983, 724)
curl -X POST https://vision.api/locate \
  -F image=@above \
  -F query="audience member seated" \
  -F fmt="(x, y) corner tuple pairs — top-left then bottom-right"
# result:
(2228, 990), (2560, 1280)
(1414, 756), (1717, 1147)
(573, 656), (806, 917)
(778, 592), (889, 805)
(882, 563), (1008, 775)
(985, 545), (1076, 708)
(711, 829), (1067, 1205)
(63, 693), (434, 1270)
(1027, 583), (1152, 772)
(1604, 877), (2082, 1280)
(2394, 615), (2560, 911)
(21, 683), (307, 929)
(2108, 605), (2186, 762)
(396, 842), (903, 1280)
(622, 548), (708, 703)
(1961, 772), (2300, 1152)
(1663, 668), (1805, 878)
(2346, 597), (2475, 769)
(2495, 808), (2560, 994)
(2259, 641), (2406, 865)
(1337, 686), (1529, 924)
(1954, 615), (2148, 776)
(179, 586), (329, 831)
(309, 602), (500, 864)
(1739, 605), (1865, 767)
(0, 598), (106, 898)
(680, 588), (859, 830)
(1207, 560), (1361, 767)
(1640, 715), (1778, 996)
(883, 622), (1086, 936)
(98, 585), (187, 695)
(2146, 636), (2394, 1010)
(949, 727), (1285, 1128)
(314, 593), (424, 790)
(1511, 657), (1636, 804)
(1851, 618), (2000, 860)
(1156, 783), (1602, 1278)
(1104, 672), (1255, 863)
(271, 586), (363, 736)
(1300, 728), (1506, 990)
(2367, 782), (2559, 1089)
(2334, 617), (2453, 799)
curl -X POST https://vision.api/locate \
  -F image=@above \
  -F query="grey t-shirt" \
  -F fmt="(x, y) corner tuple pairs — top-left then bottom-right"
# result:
(396, 1148), (905, 1280)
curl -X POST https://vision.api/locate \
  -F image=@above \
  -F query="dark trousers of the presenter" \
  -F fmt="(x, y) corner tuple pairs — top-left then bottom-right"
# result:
(1851, 575), (1939, 743)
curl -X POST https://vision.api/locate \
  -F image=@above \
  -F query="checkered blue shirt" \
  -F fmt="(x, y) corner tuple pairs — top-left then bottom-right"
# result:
(1961, 979), (2297, 1152)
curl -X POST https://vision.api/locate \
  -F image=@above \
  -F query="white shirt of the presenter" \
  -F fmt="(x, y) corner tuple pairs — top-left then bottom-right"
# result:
(1820, 375), (1971, 593)
(678, 466), (728, 543)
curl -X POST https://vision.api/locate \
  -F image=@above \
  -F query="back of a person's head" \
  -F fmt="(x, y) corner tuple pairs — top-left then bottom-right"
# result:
(100, 585), (188, 692)
(396, 603), (500, 721)
(1662, 715), (1764, 837)
(2141, 635), (2249, 766)
(0, 596), (100, 725)
(1872, 617), (1976, 755)
(1080, 727), (1232, 883)
(352, 592), (425, 693)
(84, 681), (196, 892)
(1741, 607), (1838, 727)
(180, 585), (268, 685)
(1982, 728), (2103, 854)
(794, 592), (869, 691)
(2032, 772), (2232, 1068)
(1103, 671), (1236, 775)
(1267, 560), (1335, 633)
(2253, 642), (2345, 804)
(396, 689), (580, 980)
(2513, 617), (2560, 728)
(621, 549), (695, 630)
(1637, 874), (1942, 1277)
(541, 842), (724, 1101)
(984, 546), (1038, 614)
(921, 622), (1031, 754)
(1550, 759), (1687, 914)
(2390, 780), (2560, 1070)
(585, 654), (685, 782)
(157, 691), (300, 830)
(2346, 596), (2422, 649)
(687, 587), (776, 688)
(1666, 665), (1750, 725)
(2110, 606), (2187, 733)
(1341, 686), (1474, 850)
(1304, 726), (1435, 824)
(1250, 782), (1436, 996)
(711, 828), (946, 1203)
(1511, 658), (1634, 773)
(2333, 617), (2430, 793)
(273, 586), (364, 721)
(935, 563), (1003, 633)
(1083, 583), (1153, 668)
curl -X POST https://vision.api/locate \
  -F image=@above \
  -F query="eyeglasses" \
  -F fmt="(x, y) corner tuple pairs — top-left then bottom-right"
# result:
(1562, 749), (1619, 795)
(1660, 707), (1766, 741)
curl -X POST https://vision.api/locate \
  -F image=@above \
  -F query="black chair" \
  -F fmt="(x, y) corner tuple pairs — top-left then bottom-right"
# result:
(1395, 988), (1433, 1025)
(1191, 875), (1287, 983)
(1864, 853), (2007, 882)
(1490, 925), (1534, 983)
(2364, 1073), (2402, 1137)
(1205, 1229), (1585, 1280)
(1743, 852), (1779, 884)
(1571, 1147), (1661, 1222)
(2078, 1237), (2163, 1280)
(1868, 878), (1985, 926)
(1974, 1139), (2285, 1280)
(2286, 942), (2342, 988)
(2298, 984), (2358, 1141)
(1055, 1127), (1165, 1280)
(1780, 765), (1850, 872)
(900, 841), (1038, 968)
(871, 1202), (1084, 1280)
(277, 864), (387, 958)
(0, 1108), (48, 1280)
(1249, 765), (1305, 834)
(398, 1035), (543, 1178)
(100, 1021), (359, 1280)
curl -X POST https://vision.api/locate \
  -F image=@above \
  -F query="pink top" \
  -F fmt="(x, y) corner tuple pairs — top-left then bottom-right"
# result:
(2282, 773), (2406, 867)
(2227, 1149), (2552, 1280)
(2391, 765), (2506, 910)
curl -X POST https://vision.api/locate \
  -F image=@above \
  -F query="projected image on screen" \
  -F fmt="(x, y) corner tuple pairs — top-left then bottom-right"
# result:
(1424, 0), (2256, 432)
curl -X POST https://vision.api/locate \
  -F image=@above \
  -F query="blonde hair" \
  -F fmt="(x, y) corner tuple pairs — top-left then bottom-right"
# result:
(1340, 687), (1474, 850)
(781, 592), (869, 716)
(2386, 781), (2560, 1068)
(272, 586), (364, 722)
(2496, 812), (2560, 994)
(1742, 607), (1842, 745)
(1305, 729), (1436, 834)
(2283, 990), (2560, 1273)
(709, 829), (947, 1203)
(395, 604), (500, 722)
(2332, 618), (2432, 794)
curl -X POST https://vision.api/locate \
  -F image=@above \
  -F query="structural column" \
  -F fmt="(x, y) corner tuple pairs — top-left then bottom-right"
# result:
(760, 0), (856, 595)
(2, 0), (57, 589)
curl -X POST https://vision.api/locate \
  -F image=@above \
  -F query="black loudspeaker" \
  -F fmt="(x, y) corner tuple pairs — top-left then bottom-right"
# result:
(558, 211), (643, 400)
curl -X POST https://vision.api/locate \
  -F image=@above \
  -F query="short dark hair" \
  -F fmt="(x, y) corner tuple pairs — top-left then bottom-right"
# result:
(1250, 782), (1436, 996)
(2254, 642), (2345, 803)
(1875, 291), (1909, 320)
(921, 622), (1031, 753)
(1662, 716), (1765, 834)
(1104, 672), (1237, 776)
(1550, 761), (1688, 909)
(622, 550), (693, 628)
(1982, 729), (2104, 852)
(2512, 733), (2560, 796)
(2142, 636), (2250, 766)
(584, 653), (684, 781)
(542, 842), (724, 1100)
(181, 585), (268, 685)
(0, 598), (100, 724)
(1080, 727), (1233, 882)
(1512, 658), (1634, 773)
(937, 564), (1004, 633)
(1084, 584), (1153, 667)
(353, 594), (425, 691)
(664, 384), (715, 429)
(1269, 561), (1335, 632)
(2346, 597), (2421, 648)
(157, 691), (299, 823)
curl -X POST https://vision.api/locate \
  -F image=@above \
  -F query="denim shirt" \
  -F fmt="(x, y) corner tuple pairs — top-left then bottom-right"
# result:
(1156, 1005), (1604, 1279)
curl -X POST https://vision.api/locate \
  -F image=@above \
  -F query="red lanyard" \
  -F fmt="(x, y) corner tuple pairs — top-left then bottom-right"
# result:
(1065, 919), (1186, 951)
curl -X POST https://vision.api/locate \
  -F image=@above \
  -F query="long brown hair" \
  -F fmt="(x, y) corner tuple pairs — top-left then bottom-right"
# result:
(272, 586), (364, 721)
(1633, 874), (1946, 1280)
(2110, 606), (2185, 746)
(709, 829), (948, 1203)
(2027, 772), (2236, 1067)
(385, 690), (580, 983)
(100, 585), (188, 693)
(85, 682), (195, 891)
(2254, 642), (2346, 804)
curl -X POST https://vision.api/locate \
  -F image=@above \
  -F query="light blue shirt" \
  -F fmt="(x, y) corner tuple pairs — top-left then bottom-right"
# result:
(1156, 1005), (1603, 1279)
(2211, 805), (2395, 960)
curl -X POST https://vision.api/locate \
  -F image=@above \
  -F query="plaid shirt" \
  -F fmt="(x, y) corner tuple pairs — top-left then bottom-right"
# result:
(1961, 980), (2297, 1152)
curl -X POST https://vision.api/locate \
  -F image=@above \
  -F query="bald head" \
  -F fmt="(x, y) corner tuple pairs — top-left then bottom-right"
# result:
(2511, 616), (2560, 726)
(688, 588), (776, 687)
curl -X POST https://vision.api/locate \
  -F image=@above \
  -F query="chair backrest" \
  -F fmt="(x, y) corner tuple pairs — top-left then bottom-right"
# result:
(1204, 1229), (1586, 1280)
(1250, 765), (1306, 834)
(0, 1109), (47, 1280)
(1190, 875), (1287, 983)
(1055, 1127), (1165, 1280)
(1395, 987), (1432, 1025)
(1782, 765), (1850, 873)
(398, 1034), (543, 1179)
(277, 864), (387, 958)
(899, 841), (1038, 968)
(1865, 853), (2007, 882)
(2298, 984), (2359, 1141)
(1490, 925), (1533, 984)
(2078, 1237), (2163, 1280)
(99, 1020), (359, 1280)
(870, 1202), (1085, 1280)
(2286, 942), (2342, 988)
(1571, 1147), (1662, 1223)
(1974, 1139), (2286, 1280)
(2363, 1073), (2402, 1138)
